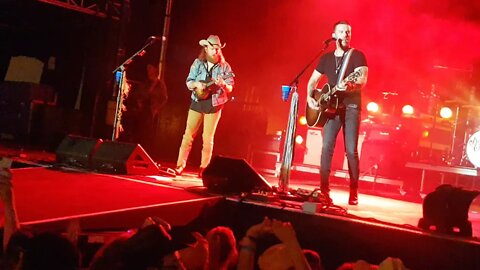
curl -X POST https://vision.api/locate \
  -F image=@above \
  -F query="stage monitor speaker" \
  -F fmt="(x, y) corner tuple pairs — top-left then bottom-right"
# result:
(202, 155), (272, 194)
(91, 141), (159, 175)
(418, 185), (480, 237)
(56, 135), (102, 168)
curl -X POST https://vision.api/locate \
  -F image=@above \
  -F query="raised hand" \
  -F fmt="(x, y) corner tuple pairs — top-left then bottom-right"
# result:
(246, 216), (273, 238)
(271, 219), (298, 245)
(178, 231), (208, 269)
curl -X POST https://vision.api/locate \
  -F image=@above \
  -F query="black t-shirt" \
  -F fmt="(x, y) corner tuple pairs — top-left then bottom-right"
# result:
(315, 49), (367, 107)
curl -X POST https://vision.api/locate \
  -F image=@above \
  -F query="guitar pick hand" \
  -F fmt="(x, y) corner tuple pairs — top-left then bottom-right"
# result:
(307, 96), (319, 110)
(194, 81), (207, 90)
(320, 93), (331, 102)
(337, 81), (355, 92)
(215, 76), (226, 88)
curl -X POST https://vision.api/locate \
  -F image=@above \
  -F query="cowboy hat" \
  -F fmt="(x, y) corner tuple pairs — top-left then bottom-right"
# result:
(199, 35), (226, 48)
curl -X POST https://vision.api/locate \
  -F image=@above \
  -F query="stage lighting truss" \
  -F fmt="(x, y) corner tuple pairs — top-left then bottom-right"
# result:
(37, 0), (122, 20)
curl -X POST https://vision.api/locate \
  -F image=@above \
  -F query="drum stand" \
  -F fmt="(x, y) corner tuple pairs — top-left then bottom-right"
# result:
(459, 117), (475, 167)
(448, 105), (461, 164)
(459, 136), (470, 167)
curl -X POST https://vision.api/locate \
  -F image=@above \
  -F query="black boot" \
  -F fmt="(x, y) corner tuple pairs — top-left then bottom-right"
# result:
(348, 189), (358, 205)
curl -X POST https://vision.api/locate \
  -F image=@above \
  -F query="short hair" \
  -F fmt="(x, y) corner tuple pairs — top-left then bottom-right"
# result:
(333, 20), (351, 30)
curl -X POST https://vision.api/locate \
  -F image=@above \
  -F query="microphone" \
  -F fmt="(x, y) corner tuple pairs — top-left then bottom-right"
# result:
(324, 37), (336, 45)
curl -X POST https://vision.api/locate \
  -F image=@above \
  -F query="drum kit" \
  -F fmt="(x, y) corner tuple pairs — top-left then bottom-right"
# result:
(368, 82), (480, 168)
(361, 61), (478, 167)
(460, 103), (480, 167)
(429, 64), (478, 167)
(466, 129), (480, 167)
(438, 97), (480, 168)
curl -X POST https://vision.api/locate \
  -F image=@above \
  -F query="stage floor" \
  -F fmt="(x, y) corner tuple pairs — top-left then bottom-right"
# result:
(170, 168), (480, 238)
(0, 144), (479, 239)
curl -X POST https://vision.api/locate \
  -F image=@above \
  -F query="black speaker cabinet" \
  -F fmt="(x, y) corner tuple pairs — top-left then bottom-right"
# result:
(56, 135), (103, 168)
(91, 141), (159, 175)
(202, 155), (272, 193)
(0, 82), (55, 142)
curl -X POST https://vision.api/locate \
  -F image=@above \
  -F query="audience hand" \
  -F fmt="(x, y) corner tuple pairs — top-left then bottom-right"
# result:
(142, 216), (172, 231)
(246, 216), (273, 239)
(271, 219), (298, 245)
(178, 232), (208, 270)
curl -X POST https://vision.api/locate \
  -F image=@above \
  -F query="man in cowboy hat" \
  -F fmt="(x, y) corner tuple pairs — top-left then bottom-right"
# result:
(174, 35), (234, 177)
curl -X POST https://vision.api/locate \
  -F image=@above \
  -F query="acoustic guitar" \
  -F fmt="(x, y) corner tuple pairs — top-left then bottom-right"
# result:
(305, 70), (361, 128)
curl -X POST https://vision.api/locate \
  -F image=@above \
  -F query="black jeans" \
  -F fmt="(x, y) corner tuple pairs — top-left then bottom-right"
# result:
(320, 104), (360, 192)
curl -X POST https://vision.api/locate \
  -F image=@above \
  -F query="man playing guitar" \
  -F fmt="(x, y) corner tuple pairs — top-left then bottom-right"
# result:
(174, 35), (234, 177)
(306, 20), (368, 205)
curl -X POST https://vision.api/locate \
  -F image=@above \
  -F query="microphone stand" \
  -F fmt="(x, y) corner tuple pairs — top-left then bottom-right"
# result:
(111, 37), (158, 141)
(278, 40), (332, 194)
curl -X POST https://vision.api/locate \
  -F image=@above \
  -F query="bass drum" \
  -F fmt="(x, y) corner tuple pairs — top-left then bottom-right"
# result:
(467, 131), (480, 167)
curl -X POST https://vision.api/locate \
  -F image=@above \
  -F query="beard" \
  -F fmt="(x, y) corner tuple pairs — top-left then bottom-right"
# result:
(206, 53), (220, 64)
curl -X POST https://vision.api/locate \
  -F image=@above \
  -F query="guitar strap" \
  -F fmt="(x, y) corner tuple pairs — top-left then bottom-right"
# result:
(336, 48), (355, 86)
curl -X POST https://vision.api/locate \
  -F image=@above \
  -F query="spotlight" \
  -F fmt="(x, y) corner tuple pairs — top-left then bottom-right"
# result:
(402, 104), (414, 116)
(295, 135), (304, 145)
(439, 107), (453, 119)
(366, 102), (379, 113)
(418, 185), (480, 237)
(298, 116), (307, 126)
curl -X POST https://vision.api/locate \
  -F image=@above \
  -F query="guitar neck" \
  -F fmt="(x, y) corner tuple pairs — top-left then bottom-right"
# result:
(205, 81), (216, 88)
(202, 73), (233, 89)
